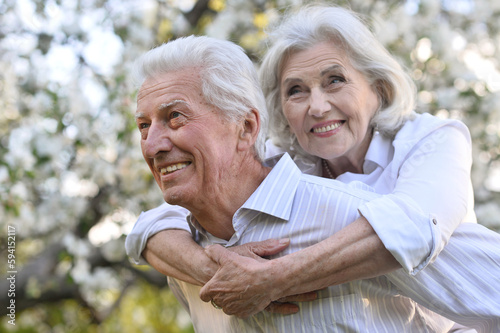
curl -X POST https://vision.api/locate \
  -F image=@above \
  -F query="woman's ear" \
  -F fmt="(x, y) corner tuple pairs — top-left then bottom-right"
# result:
(237, 109), (260, 152)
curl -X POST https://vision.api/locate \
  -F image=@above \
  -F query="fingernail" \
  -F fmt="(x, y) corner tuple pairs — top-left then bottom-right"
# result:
(279, 238), (290, 245)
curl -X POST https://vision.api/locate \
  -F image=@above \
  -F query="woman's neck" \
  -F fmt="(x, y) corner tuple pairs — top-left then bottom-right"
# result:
(323, 128), (374, 178)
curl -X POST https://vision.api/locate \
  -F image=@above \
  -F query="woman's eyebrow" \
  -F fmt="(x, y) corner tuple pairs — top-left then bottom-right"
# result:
(282, 64), (345, 84)
(320, 64), (343, 76)
(282, 77), (303, 86)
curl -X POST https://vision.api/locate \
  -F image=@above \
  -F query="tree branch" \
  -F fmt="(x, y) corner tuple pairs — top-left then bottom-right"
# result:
(0, 240), (168, 316)
(0, 243), (79, 315)
(184, 0), (214, 27)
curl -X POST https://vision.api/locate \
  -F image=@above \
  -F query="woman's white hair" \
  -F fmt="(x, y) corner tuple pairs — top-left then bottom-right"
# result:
(260, 4), (417, 158)
(134, 35), (268, 160)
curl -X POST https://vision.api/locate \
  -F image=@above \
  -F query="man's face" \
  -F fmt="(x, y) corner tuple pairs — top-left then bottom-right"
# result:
(135, 68), (241, 208)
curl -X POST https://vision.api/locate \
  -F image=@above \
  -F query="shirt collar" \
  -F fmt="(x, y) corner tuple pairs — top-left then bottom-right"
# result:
(287, 132), (394, 178)
(363, 131), (394, 174)
(238, 153), (301, 221)
(187, 153), (302, 246)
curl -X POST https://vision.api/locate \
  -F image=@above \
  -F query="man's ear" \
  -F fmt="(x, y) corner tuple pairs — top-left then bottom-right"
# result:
(237, 109), (260, 152)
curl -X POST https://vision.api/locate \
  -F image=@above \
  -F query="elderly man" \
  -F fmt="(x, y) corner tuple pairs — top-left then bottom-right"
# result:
(131, 36), (500, 332)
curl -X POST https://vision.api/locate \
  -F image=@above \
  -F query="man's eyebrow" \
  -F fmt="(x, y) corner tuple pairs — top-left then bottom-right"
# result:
(158, 100), (188, 111)
(135, 112), (146, 120)
(135, 100), (188, 120)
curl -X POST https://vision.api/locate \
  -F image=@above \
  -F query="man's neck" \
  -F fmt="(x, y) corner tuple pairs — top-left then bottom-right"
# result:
(189, 155), (271, 241)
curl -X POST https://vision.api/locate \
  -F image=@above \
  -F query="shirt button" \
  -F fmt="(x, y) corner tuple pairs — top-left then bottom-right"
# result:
(432, 218), (437, 225)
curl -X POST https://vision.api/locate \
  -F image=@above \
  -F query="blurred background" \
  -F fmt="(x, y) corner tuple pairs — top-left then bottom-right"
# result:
(1, 0), (499, 331)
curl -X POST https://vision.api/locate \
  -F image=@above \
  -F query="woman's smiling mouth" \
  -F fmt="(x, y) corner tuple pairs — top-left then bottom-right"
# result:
(311, 121), (344, 134)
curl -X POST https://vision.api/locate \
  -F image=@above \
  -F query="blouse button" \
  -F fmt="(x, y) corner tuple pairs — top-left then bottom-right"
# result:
(432, 218), (438, 225)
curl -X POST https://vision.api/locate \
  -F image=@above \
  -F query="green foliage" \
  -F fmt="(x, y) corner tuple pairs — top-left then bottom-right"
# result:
(0, 282), (194, 333)
(101, 281), (194, 333)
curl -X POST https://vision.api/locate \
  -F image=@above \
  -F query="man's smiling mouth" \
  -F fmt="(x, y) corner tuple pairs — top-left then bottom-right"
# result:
(160, 162), (191, 175)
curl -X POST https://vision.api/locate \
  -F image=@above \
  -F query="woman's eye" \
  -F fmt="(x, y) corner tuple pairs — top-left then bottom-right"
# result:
(288, 86), (301, 96)
(329, 76), (344, 84)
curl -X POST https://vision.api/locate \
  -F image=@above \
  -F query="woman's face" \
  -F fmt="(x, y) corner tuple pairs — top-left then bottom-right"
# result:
(280, 42), (379, 163)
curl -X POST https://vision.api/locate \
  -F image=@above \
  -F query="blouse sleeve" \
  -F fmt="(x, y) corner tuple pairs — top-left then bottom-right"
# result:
(125, 203), (191, 265)
(358, 119), (473, 275)
(386, 223), (500, 330)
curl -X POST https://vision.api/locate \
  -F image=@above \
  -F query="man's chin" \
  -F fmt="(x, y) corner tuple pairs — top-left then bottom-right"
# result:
(163, 191), (186, 207)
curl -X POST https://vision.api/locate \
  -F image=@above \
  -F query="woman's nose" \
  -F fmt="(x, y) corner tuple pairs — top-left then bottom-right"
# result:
(308, 88), (331, 118)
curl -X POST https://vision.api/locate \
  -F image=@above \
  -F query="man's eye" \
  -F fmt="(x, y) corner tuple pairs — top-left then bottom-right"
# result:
(169, 111), (188, 128)
(139, 123), (150, 130)
(170, 111), (181, 119)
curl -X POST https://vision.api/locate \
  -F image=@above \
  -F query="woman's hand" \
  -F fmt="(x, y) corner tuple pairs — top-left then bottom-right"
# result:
(200, 242), (317, 318)
(143, 231), (294, 286)
(227, 238), (291, 261)
(200, 217), (400, 318)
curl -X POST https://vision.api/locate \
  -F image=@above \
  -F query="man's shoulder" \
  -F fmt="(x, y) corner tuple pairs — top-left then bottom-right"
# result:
(298, 174), (380, 202)
(265, 153), (380, 202)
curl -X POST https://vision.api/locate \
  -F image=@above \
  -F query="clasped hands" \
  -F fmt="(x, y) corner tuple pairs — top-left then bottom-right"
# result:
(199, 238), (317, 318)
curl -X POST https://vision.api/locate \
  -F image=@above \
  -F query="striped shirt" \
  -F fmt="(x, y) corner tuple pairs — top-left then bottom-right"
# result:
(168, 153), (468, 332)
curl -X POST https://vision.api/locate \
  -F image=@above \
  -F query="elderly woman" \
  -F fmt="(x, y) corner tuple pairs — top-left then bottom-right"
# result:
(125, 4), (500, 331)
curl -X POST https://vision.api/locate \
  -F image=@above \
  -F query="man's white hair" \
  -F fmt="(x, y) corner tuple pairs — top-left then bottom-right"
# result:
(134, 36), (268, 160)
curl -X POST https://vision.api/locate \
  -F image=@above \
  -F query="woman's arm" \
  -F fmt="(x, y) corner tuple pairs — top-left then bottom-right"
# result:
(125, 202), (215, 285)
(360, 119), (473, 274)
(200, 220), (500, 330)
(129, 203), (399, 317)
(125, 203), (192, 265)
(125, 201), (315, 313)
(199, 121), (475, 317)
(143, 230), (217, 285)
(200, 216), (400, 318)
(142, 229), (297, 286)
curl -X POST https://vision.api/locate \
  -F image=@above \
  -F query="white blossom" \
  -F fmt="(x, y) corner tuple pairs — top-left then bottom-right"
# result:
(64, 233), (92, 258)
(1, 0), (499, 323)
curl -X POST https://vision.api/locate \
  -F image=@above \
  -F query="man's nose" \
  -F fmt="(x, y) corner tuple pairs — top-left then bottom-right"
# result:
(142, 122), (174, 158)
(308, 88), (331, 118)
